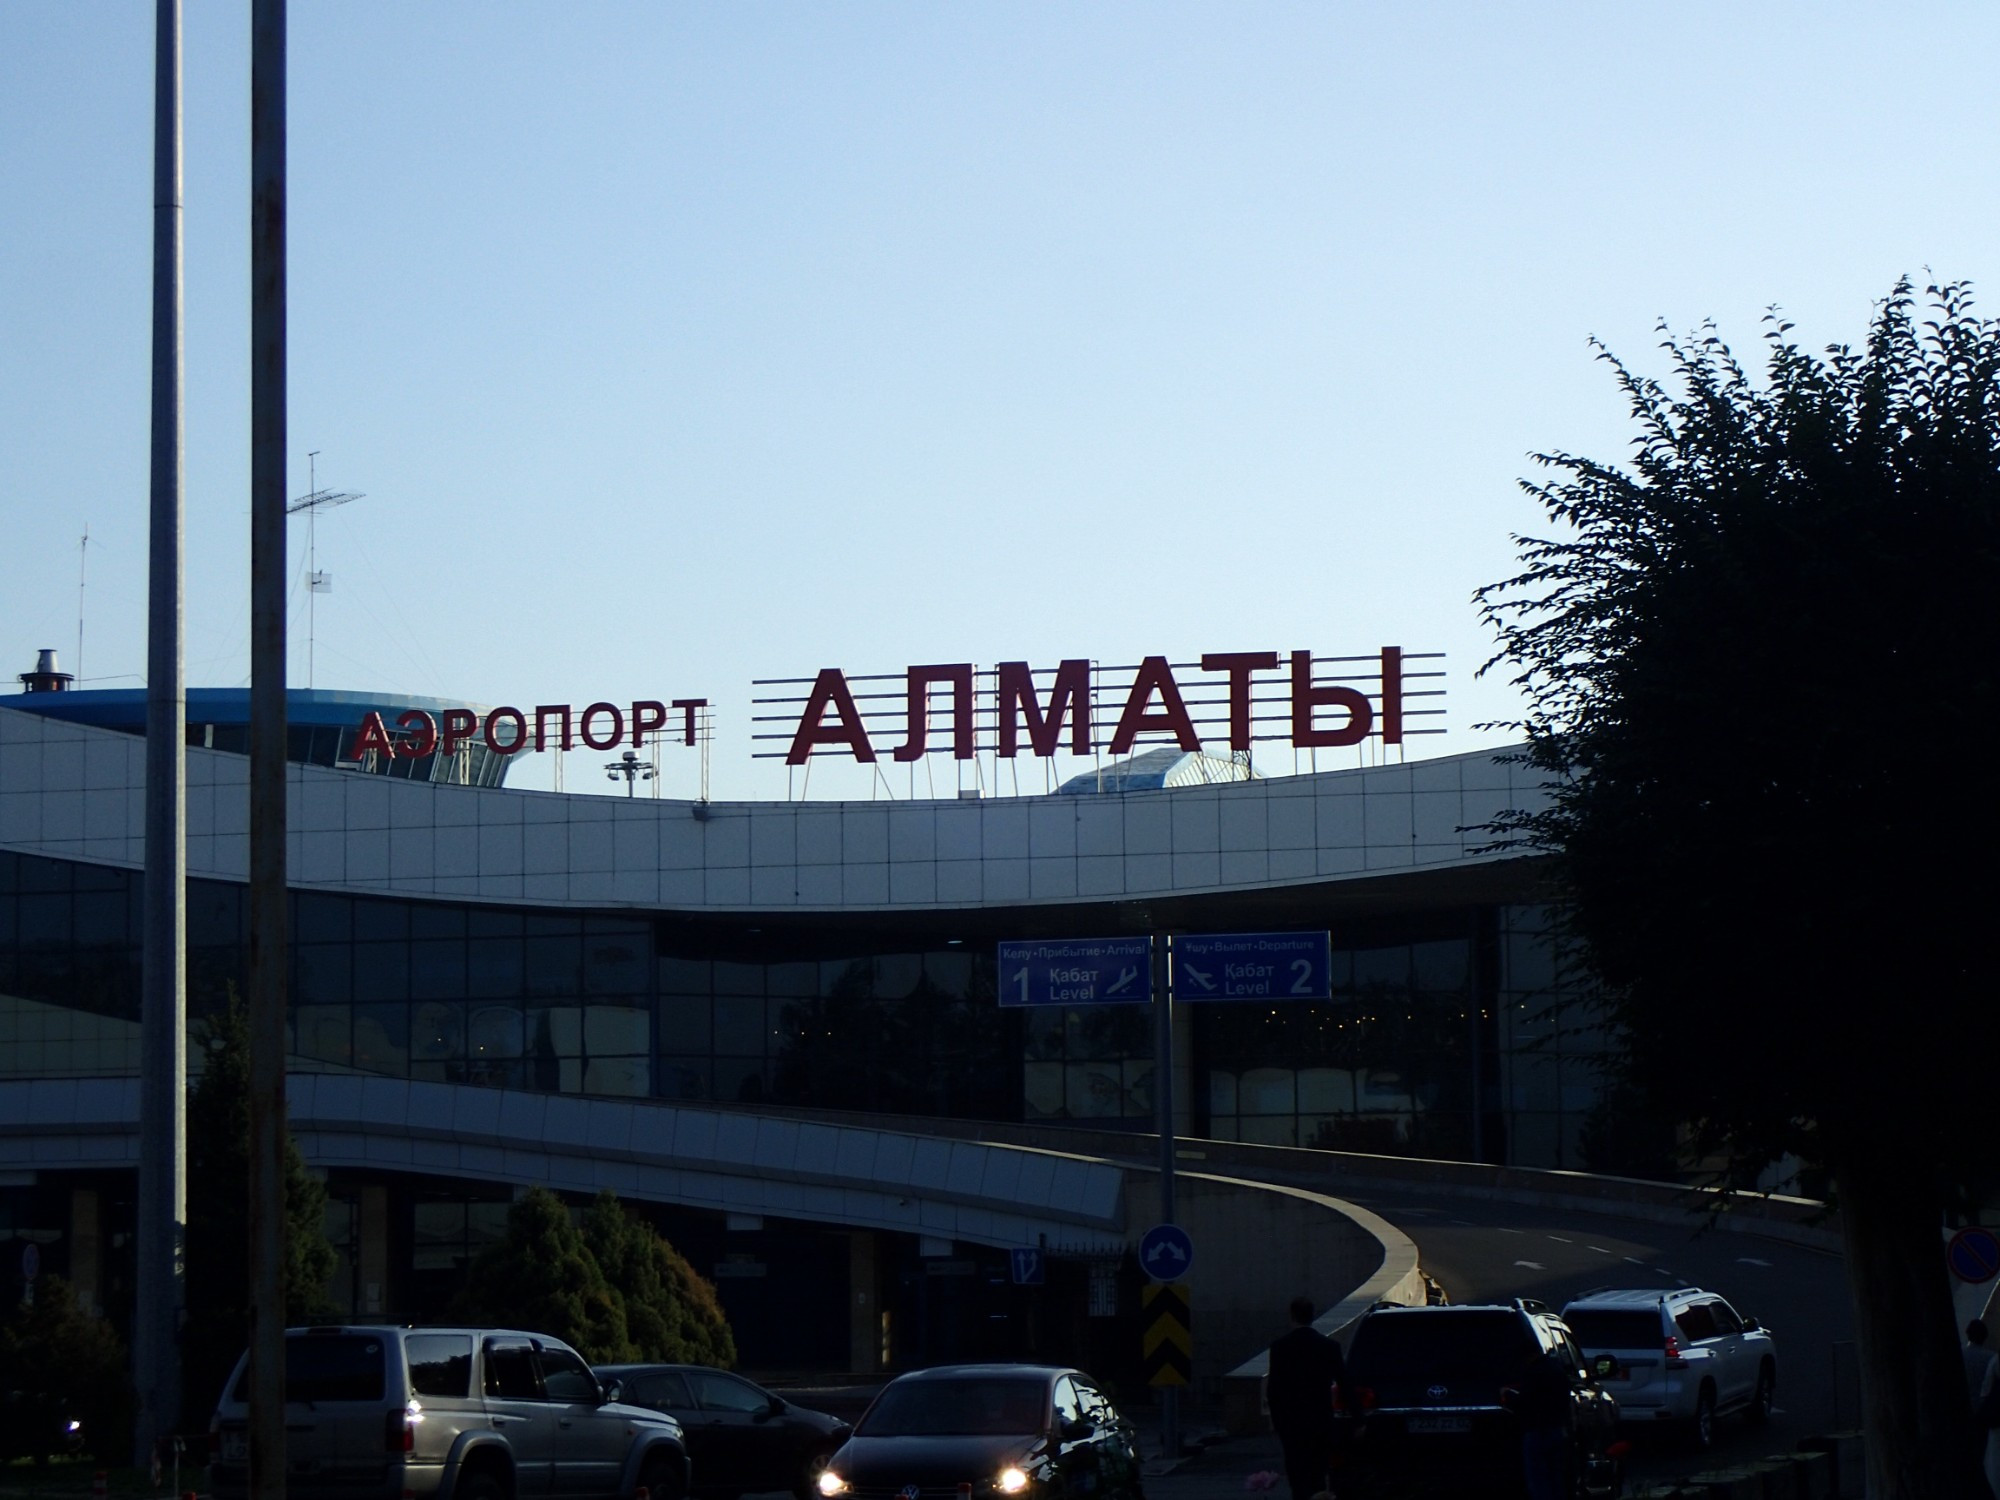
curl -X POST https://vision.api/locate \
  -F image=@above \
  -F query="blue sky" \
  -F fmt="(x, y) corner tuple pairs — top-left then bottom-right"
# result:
(3, 3), (1994, 799)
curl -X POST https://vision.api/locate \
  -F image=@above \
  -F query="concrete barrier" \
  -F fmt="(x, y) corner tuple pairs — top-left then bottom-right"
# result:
(1682, 1472), (1762, 1500)
(1781, 1449), (1833, 1500)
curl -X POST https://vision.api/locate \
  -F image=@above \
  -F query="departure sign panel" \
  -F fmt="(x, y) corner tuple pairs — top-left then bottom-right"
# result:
(1171, 931), (1332, 1001)
(997, 937), (1154, 1007)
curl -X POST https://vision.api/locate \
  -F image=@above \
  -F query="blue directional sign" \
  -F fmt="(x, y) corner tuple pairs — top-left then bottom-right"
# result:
(1172, 931), (1332, 1002)
(997, 937), (1153, 1008)
(1010, 1247), (1046, 1286)
(1139, 1223), (1194, 1283)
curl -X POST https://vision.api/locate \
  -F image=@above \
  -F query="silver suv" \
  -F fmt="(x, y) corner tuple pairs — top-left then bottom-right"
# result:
(1559, 1288), (1777, 1449)
(210, 1326), (689, 1500)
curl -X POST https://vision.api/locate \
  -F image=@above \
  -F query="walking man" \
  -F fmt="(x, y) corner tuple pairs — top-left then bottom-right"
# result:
(1266, 1296), (1343, 1500)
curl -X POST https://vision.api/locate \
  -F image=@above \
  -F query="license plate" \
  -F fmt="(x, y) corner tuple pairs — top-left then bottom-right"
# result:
(222, 1432), (249, 1464)
(1406, 1414), (1471, 1434)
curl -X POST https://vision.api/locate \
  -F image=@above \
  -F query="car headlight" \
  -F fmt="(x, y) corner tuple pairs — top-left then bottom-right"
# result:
(816, 1470), (847, 1497)
(997, 1467), (1029, 1494)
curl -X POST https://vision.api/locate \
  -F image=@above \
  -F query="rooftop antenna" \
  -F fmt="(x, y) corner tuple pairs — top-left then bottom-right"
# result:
(287, 451), (363, 688)
(76, 523), (88, 682)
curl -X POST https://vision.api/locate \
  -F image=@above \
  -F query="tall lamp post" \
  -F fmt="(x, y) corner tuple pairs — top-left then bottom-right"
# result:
(605, 750), (656, 797)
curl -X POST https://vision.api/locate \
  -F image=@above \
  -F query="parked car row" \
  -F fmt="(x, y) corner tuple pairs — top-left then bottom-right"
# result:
(207, 1328), (1142, 1500)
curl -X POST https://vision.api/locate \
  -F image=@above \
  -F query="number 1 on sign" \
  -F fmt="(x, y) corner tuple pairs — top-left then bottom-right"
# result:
(1014, 968), (1029, 1005)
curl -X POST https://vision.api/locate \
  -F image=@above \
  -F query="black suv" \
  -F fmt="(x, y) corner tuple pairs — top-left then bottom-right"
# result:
(1334, 1300), (1625, 1499)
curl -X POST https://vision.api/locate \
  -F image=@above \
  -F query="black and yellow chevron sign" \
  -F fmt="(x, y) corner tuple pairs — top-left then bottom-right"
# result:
(1141, 1282), (1192, 1387)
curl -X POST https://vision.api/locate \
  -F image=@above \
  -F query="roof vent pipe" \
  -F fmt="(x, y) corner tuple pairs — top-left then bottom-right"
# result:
(19, 648), (74, 693)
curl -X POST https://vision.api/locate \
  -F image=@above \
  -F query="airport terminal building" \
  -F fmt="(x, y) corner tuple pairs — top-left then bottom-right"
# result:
(0, 666), (1607, 1377)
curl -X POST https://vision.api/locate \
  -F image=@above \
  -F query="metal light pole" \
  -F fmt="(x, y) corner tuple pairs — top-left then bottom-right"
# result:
(1151, 932), (1179, 1461)
(248, 3), (290, 1498)
(134, 0), (187, 1462)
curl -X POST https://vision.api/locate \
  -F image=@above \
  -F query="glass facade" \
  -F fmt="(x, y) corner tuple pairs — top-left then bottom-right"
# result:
(0, 848), (1604, 1166)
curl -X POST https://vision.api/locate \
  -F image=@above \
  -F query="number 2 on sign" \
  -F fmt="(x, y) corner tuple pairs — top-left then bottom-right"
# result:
(1290, 959), (1313, 995)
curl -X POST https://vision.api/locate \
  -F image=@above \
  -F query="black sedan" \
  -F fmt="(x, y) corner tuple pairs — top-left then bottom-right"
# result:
(815, 1364), (1144, 1500)
(598, 1363), (853, 1500)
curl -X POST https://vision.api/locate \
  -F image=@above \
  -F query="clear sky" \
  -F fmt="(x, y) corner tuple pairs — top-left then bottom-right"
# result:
(3, 3), (1994, 801)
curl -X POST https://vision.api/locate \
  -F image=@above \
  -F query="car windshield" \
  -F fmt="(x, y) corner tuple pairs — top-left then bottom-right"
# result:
(858, 1378), (1046, 1436)
(1564, 1310), (1664, 1350)
(232, 1334), (386, 1403)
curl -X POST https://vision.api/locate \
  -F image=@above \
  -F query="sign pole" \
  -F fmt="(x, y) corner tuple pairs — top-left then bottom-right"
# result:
(1152, 930), (1178, 1461)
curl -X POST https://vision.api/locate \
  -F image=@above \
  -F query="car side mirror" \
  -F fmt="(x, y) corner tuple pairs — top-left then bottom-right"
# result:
(1061, 1418), (1094, 1440)
(1591, 1355), (1619, 1381)
(1740, 1316), (1760, 1333)
(768, 1397), (786, 1416)
(602, 1379), (623, 1404)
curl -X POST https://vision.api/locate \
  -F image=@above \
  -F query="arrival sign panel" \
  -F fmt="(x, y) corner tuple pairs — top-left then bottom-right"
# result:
(997, 937), (1153, 1007)
(1171, 931), (1332, 1001)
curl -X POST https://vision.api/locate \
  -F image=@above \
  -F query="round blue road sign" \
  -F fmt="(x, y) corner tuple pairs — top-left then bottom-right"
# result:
(1950, 1227), (2000, 1284)
(1139, 1223), (1194, 1282)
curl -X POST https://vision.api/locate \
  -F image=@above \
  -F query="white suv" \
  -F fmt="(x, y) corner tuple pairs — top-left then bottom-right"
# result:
(1560, 1288), (1777, 1449)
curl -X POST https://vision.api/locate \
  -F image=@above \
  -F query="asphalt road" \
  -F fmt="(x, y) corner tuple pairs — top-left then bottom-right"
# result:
(1329, 1186), (1856, 1482)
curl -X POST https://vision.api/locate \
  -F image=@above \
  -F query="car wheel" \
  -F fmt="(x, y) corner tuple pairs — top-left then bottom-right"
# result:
(793, 1453), (834, 1500)
(639, 1451), (686, 1500)
(1747, 1363), (1775, 1425)
(1689, 1383), (1716, 1450)
(457, 1467), (508, 1500)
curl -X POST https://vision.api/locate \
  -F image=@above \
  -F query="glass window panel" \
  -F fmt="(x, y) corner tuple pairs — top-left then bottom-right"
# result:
(533, 1006), (585, 1057)
(658, 958), (710, 994)
(350, 900), (406, 941)
(713, 962), (763, 997)
(1237, 1116), (1299, 1147)
(72, 890), (127, 945)
(658, 995), (710, 1053)
(1412, 940), (1469, 993)
(187, 881), (243, 946)
(657, 1060), (710, 1100)
(17, 856), (70, 892)
(820, 958), (870, 997)
(353, 1004), (409, 1074)
(1022, 1061), (1066, 1119)
(875, 954), (922, 999)
(295, 1005), (352, 1067)
(412, 1202), (467, 1270)
(583, 1004), (649, 1055)
(468, 909), (523, 940)
(583, 1057), (649, 1096)
(766, 962), (817, 998)
(469, 934), (524, 999)
(467, 1201), (511, 1246)
(525, 934), (581, 997)
(412, 1001), (465, 1061)
(468, 1004), (525, 1061)
(409, 904), (466, 940)
(524, 913), (581, 939)
(923, 950), (973, 999)
(1064, 1063), (1129, 1118)
(1353, 945), (1411, 991)
(353, 942), (410, 1002)
(294, 893), (351, 944)
(714, 1057), (766, 1103)
(713, 995), (764, 1056)
(1240, 1067), (1297, 1116)
(1208, 1070), (1239, 1116)
(583, 936), (647, 995)
(557, 1058), (585, 1092)
(411, 940), (467, 999)
(1298, 1068), (1358, 1114)
(296, 944), (351, 1007)
(18, 894), (70, 946)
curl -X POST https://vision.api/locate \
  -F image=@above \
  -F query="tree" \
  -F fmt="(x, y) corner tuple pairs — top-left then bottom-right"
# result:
(451, 1188), (635, 1361)
(181, 989), (340, 1426)
(582, 1193), (736, 1368)
(0, 1276), (132, 1462)
(452, 1189), (737, 1369)
(1477, 279), (2000, 1500)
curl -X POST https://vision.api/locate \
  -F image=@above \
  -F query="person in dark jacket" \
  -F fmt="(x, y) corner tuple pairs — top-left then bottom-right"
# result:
(1265, 1296), (1344, 1500)
(1514, 1347), (1573, 1500)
